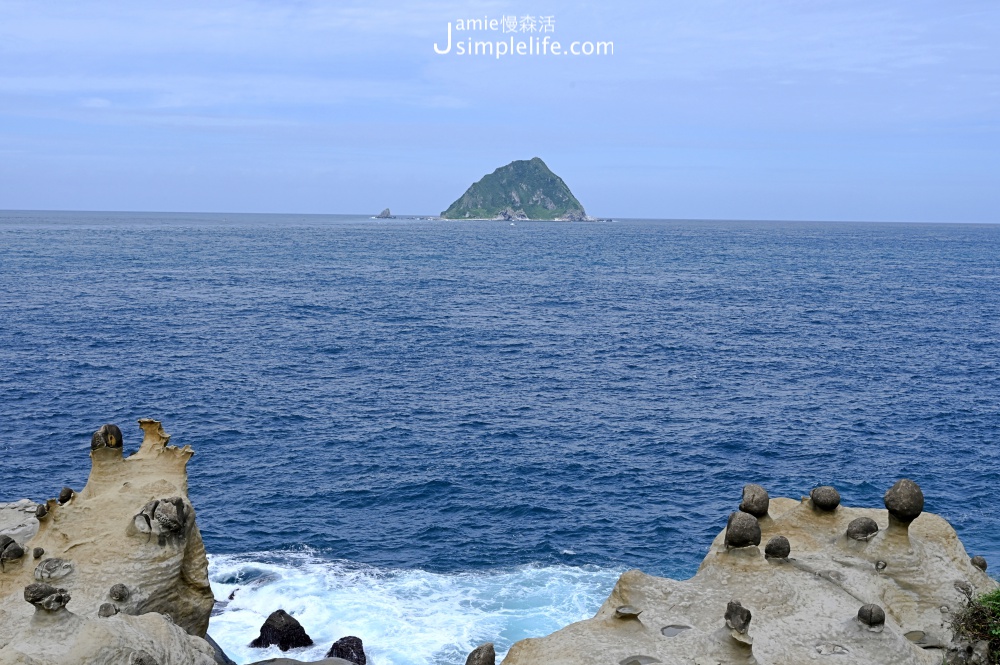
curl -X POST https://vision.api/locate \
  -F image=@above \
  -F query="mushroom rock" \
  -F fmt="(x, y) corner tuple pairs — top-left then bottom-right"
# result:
(725, 511), (762, 548)
(249, 609), (313, 651)
(500, 490), (998, 665)
(884, 479), (925, 524)
(35, 504), (48, 520)
(464, 642), (496, 665)
(326, 635), (367, 664)
(57, 488), (74, 505)
(739, 484), (770, 518)
(0, 419), (214, 649)
(810, 486), (841, 511)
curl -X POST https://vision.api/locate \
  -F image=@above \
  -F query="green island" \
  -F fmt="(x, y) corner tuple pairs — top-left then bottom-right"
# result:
(441, 157), (590, 221)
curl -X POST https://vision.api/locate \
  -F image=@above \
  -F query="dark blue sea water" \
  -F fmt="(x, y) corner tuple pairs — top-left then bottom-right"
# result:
(1, 211), (998, 663)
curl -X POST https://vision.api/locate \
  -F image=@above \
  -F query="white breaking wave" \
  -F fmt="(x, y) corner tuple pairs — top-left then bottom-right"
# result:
(207, 551), (621, 665)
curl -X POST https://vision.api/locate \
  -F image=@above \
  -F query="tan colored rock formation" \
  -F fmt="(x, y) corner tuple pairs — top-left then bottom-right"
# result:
(0, 581), (216, 664)
(0, 419), (215, 657)
(502, 490), (998, 665)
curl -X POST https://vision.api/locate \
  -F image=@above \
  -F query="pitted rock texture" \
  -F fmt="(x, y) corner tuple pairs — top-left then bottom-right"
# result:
(500, 487), (999, 665)
(0, 419), (214, 649)
(0, 581), (216, 665)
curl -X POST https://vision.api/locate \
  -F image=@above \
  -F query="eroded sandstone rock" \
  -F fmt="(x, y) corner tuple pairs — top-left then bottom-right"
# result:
(500, 480), (999, 665)
(0, 419), (214, 649)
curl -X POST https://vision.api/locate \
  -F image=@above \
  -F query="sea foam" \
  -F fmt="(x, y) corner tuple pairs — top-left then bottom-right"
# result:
(207, 551), (621, 665)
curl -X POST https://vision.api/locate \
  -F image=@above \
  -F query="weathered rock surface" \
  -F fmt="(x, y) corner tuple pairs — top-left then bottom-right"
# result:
(250, 609), (314, 651)
(500, 485), (998, 665)
(0, 579), (215, 664)
(0, 419), (215, 660)
(326, 635), (366, 664)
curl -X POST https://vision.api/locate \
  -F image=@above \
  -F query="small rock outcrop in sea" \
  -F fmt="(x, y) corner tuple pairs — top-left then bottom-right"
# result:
(465, 642), (496, 665)
(441, 157), (590, 221)
(375, 208), (394, 219)
(326, 635), (367, 664)
(249, 609), (314, 651)
(0, 419), (218, 665)
(501, 479), (999, 665)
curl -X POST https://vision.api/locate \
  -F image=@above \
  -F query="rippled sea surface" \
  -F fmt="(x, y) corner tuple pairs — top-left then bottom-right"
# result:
(1, 211), (998, 662)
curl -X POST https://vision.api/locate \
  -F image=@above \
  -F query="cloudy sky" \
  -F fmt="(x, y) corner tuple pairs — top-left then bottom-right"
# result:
(1, 0), (998, 221)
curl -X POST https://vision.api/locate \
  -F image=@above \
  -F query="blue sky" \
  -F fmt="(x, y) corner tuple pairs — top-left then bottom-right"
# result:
(0, 0), (998, 221)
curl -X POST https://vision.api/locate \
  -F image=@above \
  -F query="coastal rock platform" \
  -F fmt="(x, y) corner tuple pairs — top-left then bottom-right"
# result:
(501, 486), (997, 665)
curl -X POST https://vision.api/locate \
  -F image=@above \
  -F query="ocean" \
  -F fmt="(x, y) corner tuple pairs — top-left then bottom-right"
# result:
(1, 211), (998, 663)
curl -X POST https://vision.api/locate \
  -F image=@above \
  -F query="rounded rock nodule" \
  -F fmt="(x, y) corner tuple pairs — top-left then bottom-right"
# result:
(58, 488), (74, 505)
(91, 423), (124, 450)
(858, 603), (886, 629)
(725, 511), (762, 549)
(98, 602), (119, 618)
(32, 547), (44, 559)
(971, 556), (987, 572)
(739, 484), (770, 518)
(35, 504), (48, 519)
(810, 486), (841, 511)
(884, 478), (924, 523)
(764, 536), (791, 559)
(847, 517), (879, 542)
(109, 583), (130, 602)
